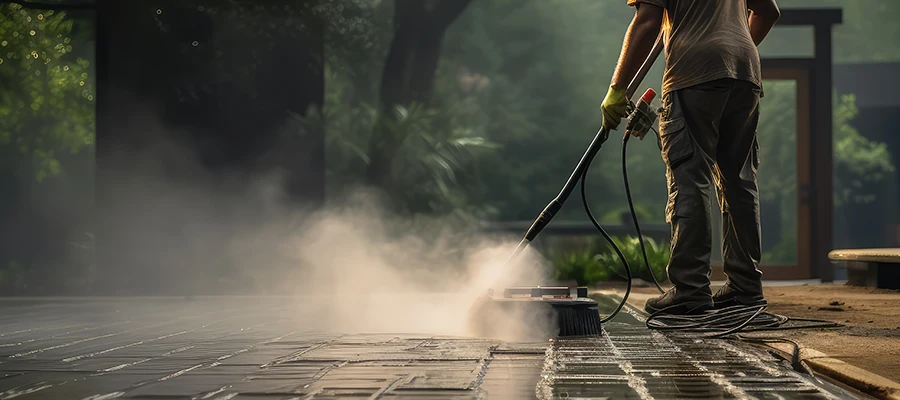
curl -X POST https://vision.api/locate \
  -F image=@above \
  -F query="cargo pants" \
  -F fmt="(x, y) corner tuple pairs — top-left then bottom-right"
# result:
(658, 78), (764, 299)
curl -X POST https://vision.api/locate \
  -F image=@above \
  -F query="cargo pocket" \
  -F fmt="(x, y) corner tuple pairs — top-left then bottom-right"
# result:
(659, 117), (694, 170)
(659, 117), (694, 224)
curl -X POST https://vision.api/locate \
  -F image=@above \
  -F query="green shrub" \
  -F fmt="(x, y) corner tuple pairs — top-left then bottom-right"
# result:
(551, 249), (612, 284)
(551, 235), (669, 286)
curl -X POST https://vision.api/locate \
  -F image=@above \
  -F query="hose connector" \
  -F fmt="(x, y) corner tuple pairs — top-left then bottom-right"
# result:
(624, 88), (658, 141)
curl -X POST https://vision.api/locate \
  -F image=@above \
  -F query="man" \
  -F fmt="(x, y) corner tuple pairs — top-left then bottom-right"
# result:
(600, 0), (782, 314)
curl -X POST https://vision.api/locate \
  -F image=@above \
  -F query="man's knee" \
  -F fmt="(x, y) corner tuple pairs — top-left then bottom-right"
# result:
(666, 186), (708, 223)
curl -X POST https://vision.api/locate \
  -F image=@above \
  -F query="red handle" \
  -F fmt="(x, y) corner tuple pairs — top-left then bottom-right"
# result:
(640, 87), (657, 104)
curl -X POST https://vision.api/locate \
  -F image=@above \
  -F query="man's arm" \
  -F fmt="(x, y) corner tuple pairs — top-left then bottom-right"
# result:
(610, 4), (664, 89)
(601, 2), (663, 129)
(747, 0), (781, 46)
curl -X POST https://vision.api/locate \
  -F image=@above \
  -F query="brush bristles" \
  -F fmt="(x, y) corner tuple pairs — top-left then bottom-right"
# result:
(468, 297), (602, 339)
(554, 305), (602, 336)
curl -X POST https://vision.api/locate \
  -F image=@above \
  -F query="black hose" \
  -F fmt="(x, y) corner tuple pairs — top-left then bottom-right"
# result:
(580, 154), (631, 324)
(622, 135), (666, 294)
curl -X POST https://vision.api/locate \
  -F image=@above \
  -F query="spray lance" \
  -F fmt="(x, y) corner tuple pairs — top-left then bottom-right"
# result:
(499, 36), (665, 268)
(465, 36), (665, 336)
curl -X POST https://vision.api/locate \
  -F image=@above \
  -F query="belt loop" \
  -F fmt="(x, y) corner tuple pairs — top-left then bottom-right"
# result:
(659, 92), (670, 120)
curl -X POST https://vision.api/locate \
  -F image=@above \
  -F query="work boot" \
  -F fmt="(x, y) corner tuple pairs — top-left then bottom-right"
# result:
(712, 282), (767, 309)
(644, 288), (713, 315)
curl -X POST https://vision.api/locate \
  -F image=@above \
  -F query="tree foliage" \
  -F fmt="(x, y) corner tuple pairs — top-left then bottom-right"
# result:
(0, 3), (94, 180)
(757, 83), (895, 206)
(833, 93), (895, 205)
(321, 57), (503, 216)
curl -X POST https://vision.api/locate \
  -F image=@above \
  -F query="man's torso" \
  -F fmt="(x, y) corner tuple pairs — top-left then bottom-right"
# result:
(629, 0), (762, 96)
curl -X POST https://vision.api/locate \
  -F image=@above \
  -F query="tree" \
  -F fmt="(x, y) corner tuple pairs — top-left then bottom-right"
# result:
(0, 2), (94, 181)
(365, 0), (473, 188)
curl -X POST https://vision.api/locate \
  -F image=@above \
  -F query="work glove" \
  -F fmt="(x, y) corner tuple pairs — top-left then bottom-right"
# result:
(601, 85), (629, 130)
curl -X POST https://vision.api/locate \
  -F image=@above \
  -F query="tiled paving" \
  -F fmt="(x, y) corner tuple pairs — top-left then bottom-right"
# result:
(0, 297), (868, 399)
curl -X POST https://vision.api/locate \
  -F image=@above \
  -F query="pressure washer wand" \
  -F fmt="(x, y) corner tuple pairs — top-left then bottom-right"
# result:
(503, 36), (664, 265)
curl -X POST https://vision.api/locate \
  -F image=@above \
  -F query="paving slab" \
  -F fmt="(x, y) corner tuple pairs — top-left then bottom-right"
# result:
(0, 296), (874, 399)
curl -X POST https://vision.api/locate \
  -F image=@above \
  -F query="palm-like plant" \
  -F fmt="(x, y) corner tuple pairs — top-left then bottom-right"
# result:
(298, 66), (500, 218)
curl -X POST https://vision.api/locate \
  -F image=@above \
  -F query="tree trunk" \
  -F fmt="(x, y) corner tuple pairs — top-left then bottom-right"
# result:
(365, 0), (472, 187)
(95, 0), (327, 295)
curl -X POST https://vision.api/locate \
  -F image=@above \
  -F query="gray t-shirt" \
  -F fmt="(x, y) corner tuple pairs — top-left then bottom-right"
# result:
(627, 0), (762, 96)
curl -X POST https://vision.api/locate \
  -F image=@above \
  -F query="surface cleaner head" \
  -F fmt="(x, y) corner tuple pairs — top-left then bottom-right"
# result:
(467, 286), (601, 341)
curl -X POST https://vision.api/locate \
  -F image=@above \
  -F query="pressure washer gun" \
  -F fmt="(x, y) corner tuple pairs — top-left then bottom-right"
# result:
(499, 35), (665, 267)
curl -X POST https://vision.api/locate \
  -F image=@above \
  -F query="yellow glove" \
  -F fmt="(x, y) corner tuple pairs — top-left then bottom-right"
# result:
(601, 85), (629, 130)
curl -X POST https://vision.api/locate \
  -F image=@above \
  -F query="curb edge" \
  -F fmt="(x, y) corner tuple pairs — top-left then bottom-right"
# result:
(762, 342), (900, 400)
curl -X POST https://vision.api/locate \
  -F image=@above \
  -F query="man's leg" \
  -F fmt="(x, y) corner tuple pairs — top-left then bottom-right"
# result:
(645, 79), (731, 314)
(714, 81), (765, 305)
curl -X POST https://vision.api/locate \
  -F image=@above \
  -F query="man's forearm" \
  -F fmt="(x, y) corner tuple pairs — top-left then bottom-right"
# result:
(611, 15), (661, 89)
(748, 12), (778, 46)
(747, 0), (781, 46)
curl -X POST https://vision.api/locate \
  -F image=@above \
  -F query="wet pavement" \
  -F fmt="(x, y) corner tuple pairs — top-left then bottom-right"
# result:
(0, 296), (870, 399)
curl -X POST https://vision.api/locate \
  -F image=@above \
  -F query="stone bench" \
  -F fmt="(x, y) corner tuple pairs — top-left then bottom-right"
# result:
(828, 248), (900, 289)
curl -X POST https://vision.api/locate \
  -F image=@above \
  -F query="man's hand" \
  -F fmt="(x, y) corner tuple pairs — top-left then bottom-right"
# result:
(601, 85), (629, 130)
